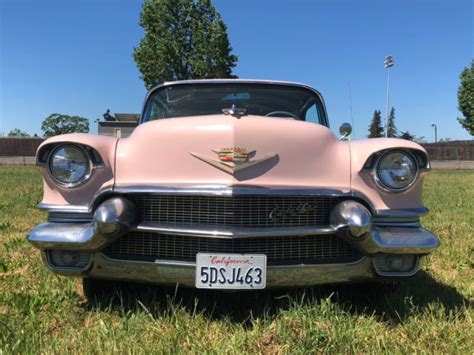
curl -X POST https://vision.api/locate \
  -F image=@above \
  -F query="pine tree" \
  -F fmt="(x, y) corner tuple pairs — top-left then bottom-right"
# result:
(387, 107), (398, 138)
(134, 0), (238, 89)
(368, 110), (384, 138)
(399, 130), (415, 141)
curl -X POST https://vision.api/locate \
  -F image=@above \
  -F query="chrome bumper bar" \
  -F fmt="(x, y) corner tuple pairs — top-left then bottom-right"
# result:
(43, 252), (377, 287)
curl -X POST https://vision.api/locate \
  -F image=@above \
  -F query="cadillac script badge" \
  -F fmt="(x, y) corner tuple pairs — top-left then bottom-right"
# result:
(191, 147), (277, 175)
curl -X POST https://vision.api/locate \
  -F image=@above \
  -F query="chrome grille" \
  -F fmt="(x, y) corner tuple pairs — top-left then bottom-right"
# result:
(126, 194), (343, 227)
(103, 232), (361, 265)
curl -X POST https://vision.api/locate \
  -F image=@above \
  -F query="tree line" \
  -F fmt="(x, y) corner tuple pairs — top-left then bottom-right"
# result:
(367, 108), (423, 142)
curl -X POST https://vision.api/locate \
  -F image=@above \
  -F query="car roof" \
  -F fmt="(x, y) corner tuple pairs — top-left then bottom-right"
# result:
(149, 79), (322, 95)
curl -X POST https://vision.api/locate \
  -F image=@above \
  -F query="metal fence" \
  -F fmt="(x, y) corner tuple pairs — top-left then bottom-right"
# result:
(0, 137), (45, 157)
(421, 140), (474, 161)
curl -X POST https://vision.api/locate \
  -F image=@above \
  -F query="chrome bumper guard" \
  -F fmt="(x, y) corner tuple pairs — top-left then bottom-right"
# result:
(28, 197), (136, 251)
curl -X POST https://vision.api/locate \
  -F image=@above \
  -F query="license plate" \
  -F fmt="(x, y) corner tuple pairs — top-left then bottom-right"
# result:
(195, 253), (267, 289)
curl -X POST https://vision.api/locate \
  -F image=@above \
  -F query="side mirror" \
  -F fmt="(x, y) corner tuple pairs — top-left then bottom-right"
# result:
(339, 123), (352, 141)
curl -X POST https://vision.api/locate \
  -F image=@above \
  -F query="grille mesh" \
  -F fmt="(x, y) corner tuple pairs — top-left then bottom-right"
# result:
(126, 194), (343, 227)
(104, 232), (361, 265)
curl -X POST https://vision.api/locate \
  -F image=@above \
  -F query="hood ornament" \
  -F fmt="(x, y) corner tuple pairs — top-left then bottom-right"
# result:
(222, 104), (246, 118)
(191, 147), (277, 175)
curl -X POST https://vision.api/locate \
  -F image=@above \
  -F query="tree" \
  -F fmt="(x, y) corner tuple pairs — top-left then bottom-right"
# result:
(41, 114), (89, 137)
(387, 107), (398, 138)
(368, 110), (384, 138)
(457, 60), (474, 135)
(414, 136), (427, 144)
(8, 128), (30, 137)
(399, 130), (415, 141)
(439, 137), (452, 142)
(133, 0), (238, 89)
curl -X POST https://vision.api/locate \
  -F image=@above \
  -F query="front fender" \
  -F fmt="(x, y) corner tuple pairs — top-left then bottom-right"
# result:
(36, 133), (118, 208)
(349, 138), (430, 212)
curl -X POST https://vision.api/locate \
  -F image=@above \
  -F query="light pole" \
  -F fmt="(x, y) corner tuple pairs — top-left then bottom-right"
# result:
(384, 55), (394, 137)
(431, 123), (438, 143)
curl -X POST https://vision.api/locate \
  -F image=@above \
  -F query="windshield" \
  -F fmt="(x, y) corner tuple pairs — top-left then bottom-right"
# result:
(142, 83), (327, 125)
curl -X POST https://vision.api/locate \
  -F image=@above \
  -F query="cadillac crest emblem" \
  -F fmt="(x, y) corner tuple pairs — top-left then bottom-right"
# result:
(191, 147), (277, 175)
(214, 147), (248, 163)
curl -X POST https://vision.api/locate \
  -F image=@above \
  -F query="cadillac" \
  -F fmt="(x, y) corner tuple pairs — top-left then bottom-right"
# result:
(28, 79), (440, 297)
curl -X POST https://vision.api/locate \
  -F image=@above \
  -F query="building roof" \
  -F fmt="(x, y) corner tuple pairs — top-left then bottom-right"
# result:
(98, 121), (138, 127)
(114, 113), (140, 122)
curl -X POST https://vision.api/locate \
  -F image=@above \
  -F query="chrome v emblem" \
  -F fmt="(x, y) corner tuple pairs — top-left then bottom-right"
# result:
(190, 147), (278, 175)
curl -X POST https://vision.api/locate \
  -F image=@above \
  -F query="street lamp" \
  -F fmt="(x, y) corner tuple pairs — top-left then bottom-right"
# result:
(431, 123), (437, 143)
(384, 55), (394, 137)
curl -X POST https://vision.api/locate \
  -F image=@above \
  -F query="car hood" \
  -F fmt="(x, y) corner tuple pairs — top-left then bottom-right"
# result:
(114, 115), (351, 191)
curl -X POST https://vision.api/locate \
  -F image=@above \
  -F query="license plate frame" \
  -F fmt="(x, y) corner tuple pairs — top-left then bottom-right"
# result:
(195, 253), (267, 290)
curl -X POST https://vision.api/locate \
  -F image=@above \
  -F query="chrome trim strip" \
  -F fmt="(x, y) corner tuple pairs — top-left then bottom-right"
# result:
(114, 185), (350, 197)
(374, 207), (429, 218)
(48, 216), (94, 223)
(153, 259), (195, 267)
(134, 223), (336, 238)
(38, 203), (90, 213)
(37, 185), (115, 213)
(48, 212), (94, 223)
(140, 79), (330, 128)
(372, 221), (421, 228)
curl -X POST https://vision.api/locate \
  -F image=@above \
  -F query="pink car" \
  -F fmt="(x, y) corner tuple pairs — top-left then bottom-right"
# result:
(28, 79), (439, 296)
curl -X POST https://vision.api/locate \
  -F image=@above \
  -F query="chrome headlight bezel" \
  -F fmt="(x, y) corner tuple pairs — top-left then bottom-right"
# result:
(374, 149), (419, 193)
(47, 144), (92, 188)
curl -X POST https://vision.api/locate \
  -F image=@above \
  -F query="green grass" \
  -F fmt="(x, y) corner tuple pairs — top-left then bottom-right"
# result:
(1, 166), (472, 353)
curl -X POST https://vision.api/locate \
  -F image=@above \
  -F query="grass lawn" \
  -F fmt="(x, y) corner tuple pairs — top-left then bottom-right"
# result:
(1, 166), (473, 353)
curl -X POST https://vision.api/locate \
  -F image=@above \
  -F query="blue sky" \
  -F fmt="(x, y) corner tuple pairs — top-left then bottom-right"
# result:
(0, 0), (472, 141)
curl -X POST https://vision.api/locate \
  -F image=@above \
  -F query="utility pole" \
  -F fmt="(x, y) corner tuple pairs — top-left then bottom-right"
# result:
(431, 123), (438, 143)
(348, 82), (354, 139)
(384, 55), (394, 137)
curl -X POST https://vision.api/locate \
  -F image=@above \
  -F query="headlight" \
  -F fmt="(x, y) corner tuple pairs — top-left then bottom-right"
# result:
(48, 145), (90, 186)
(376, 150), (418, 191)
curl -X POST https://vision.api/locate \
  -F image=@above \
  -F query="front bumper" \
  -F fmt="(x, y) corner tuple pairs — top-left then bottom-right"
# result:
(42, 252), (376, 287)
(29, 197), (440, 287)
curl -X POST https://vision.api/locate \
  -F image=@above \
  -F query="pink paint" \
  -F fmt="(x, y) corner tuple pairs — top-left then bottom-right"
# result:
(35, 85), (430, 213)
